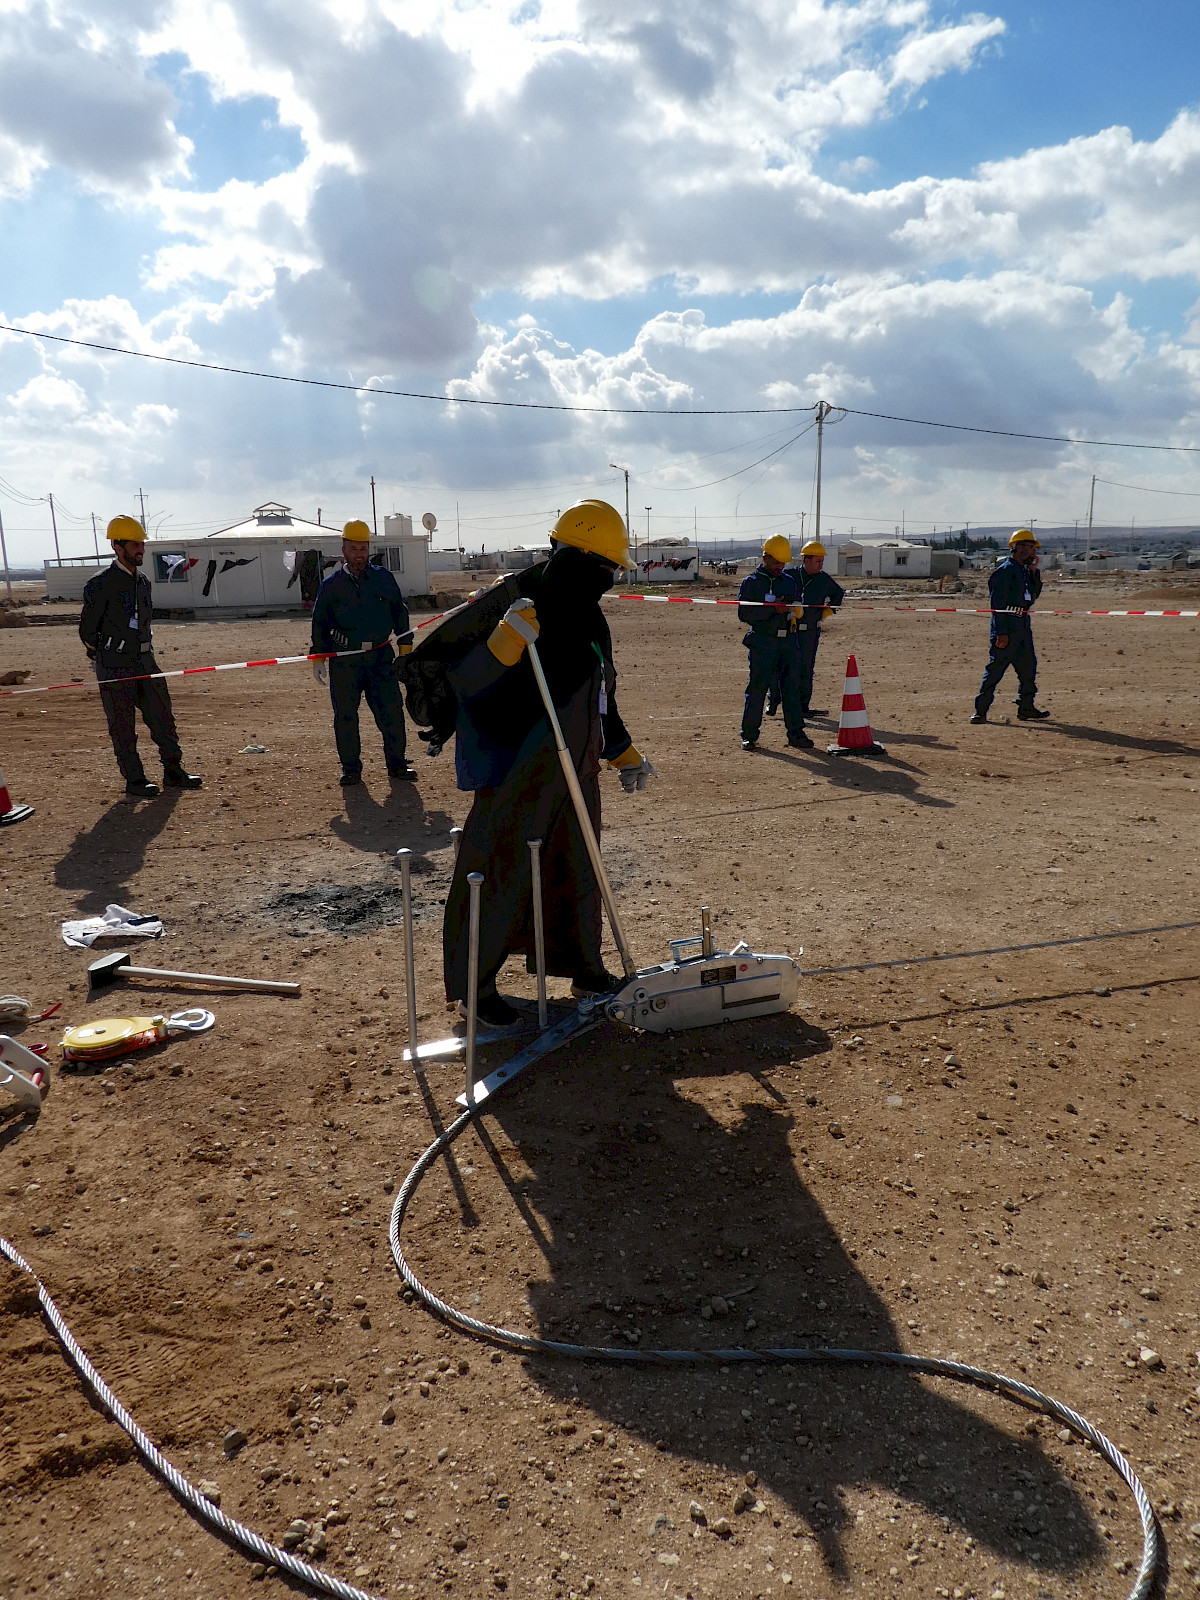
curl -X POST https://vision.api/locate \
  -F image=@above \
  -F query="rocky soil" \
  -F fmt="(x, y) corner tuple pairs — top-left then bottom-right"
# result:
(1, 572), (1198, 1600)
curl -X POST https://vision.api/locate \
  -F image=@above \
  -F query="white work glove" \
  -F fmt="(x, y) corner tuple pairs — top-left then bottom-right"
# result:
(621, 758), (657, 794)
(312, 659), (329, 686)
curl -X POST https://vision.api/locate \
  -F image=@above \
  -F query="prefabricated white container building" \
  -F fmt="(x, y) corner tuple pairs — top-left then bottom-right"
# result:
(46, 503), (433, 611)
(629, 540), (701, 582)
(836, 539), (932, 578)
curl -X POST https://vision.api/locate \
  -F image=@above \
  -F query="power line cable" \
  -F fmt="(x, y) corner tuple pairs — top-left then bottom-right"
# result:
(0, 323), (815, 417)
(1094, 476), (1200, 497)
(842, 405), (1200, 454)
(7, 320), (1200, 451)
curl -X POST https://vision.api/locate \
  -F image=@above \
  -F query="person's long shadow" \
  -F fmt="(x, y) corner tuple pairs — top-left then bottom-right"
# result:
(1040, 721), (1200, 760)
(54, 793), (182, 914)
(481, 1024), (1100, 1581)
(330, 779), (454, 855)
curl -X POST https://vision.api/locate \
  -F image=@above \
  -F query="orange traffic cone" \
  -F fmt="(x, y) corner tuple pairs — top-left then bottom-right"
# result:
(0, 764), (34, 826)
(826, 655), (886, 755)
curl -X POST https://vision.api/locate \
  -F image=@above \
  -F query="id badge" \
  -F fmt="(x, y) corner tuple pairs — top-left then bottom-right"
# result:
(599, 683), (608, 715)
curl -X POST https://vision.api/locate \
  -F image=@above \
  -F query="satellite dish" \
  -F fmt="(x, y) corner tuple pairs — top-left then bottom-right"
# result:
(421, 512), (437, 532)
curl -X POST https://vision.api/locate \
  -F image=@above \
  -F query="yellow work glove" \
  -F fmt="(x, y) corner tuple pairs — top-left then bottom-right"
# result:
(396, 632), (414, 656)
(487, 601), (539, 667)
(822, 604), (835, 620)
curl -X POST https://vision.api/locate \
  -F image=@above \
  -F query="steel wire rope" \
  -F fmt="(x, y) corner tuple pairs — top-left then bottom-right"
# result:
(0, 1233), (382, 1600)
(0, 999), (1173, 1600)
(387, 1086), (1163, 1600)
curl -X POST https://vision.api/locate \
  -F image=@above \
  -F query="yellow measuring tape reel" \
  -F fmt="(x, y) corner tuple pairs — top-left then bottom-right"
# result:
(61, 1009), (215, 1062)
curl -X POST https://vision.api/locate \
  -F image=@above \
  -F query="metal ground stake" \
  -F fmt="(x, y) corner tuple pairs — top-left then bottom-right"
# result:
(396, 848), (418, 1067)
(528, 838), (548, 1029)
(464, 872), (483, 1105)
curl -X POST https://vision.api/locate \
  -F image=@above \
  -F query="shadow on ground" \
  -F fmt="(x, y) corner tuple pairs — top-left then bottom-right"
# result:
(757, 747), (955, 809)
(463, 1017), (1101, 1582)
(329, 780), (455, 855)
(1038, 722), (1200, 760)
(54, 793), (182, 914)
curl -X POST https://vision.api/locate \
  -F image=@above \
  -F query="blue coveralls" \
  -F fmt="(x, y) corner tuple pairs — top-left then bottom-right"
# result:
(770, 567), (846, 715)
(974, 557), (1042, 715)
(738, 565), (803, 743)
(311, 561), (411, 776)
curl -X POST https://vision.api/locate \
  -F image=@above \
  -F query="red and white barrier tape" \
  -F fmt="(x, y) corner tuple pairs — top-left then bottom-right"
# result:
(0, 617), (448, 700)
(611, 592), (1200, 617)
(1, 592), (1195, 702)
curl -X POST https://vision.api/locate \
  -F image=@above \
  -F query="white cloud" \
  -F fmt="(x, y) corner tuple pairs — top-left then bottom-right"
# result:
(0, 2), (186, 192)
(889, 13), (1004, 88)
(5, 0), (1200, 559)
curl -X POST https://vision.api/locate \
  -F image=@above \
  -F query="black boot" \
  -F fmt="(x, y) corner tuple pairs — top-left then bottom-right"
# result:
(164, 765), (203, 788)
(125, 776), (160, 798)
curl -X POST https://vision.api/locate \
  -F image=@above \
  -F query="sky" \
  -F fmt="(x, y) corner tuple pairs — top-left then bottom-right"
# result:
(4, 0), (1200, 562)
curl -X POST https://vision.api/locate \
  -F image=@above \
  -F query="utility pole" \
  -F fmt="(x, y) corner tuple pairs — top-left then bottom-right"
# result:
(370, 476), (378, 536)
(137, 488), (148, 531)
(0, 503), (12, 603)
(609, 463), (632, 546)
(798, 511), (806, 541)
(48, 492), (61, 562)
(644, 507), (652, 571)
(456, 501), (462, 553)
(91, 512), (100, 558)
(813, 401), (829, 545)
(1085, 473), (1095, 571)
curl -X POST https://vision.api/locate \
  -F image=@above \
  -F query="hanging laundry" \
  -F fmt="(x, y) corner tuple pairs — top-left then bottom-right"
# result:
(219, 556), (259, 575)
(161, 553), (198, 582)
(202, 558), (218, 596)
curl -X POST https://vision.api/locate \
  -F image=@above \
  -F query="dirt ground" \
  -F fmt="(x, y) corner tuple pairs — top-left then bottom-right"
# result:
(1, 567), (1199, 1600)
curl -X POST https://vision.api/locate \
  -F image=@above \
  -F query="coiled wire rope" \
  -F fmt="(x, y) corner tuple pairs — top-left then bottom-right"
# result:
(388, 1096), (1166, 1600)
(0, 1068), (1166, 1600)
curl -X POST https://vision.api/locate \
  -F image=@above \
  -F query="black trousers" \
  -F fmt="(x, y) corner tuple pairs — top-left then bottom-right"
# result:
(97, 657), (183, 782)
(975, 633), (1038, 714)
(328, 647), (407, 774)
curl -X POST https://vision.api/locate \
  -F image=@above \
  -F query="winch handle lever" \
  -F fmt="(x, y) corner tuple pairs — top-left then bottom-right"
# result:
(524, 639), (636, 980)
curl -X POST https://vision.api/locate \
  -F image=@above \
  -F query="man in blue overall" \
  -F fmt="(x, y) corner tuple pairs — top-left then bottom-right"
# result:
(769, 538), (845, 718)
(738, 536), (811, 750)
(311, 520), (416, 784)
(970, 529), (1050, 723)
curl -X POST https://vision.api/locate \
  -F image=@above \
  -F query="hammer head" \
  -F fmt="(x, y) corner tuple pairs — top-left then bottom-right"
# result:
(87, 951), (132, 992)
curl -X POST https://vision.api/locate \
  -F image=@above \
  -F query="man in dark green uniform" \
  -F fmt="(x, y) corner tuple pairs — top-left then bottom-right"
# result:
(441, 500), (654, 1027)
(310, 519), (415, 785)
(79, 516), (202, 798)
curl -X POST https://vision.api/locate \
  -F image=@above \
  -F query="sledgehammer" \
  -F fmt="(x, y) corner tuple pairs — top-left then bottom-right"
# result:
(87, 950), (301, 997)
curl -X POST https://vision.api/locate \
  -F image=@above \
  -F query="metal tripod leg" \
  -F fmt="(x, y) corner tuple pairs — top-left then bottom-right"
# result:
(454, 1002), (604, 1109)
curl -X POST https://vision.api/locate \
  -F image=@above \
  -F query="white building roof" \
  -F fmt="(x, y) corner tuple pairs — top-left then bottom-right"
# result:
(205, 502), (332, 540)
(840, 537), (920, 551)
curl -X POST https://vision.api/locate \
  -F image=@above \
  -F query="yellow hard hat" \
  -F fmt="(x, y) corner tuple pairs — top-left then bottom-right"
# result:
(1009, 528), (1039, 548)
(762, 535), (791, 564)
(551, 500), (630, 568)
(342, 519), (371, 542)
(800, 540), (826, 558)
(107, 515), (145, 544)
